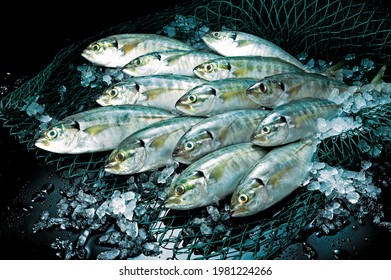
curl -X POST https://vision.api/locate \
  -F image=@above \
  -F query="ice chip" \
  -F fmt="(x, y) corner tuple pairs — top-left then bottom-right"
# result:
(102, 74), (112, 85)
(346, 191), (360, 204)
(297, 52), (308, 61)
(375, 126), (391, 141)
(38, 114), (52, 123)
(361, 58), (375, 70)
(344, 54), (355, 60)
(121, 191), (135, 201)
(142, 242), (161, 256)
(96, 200), (109, 220)
(110, 197), (126, 215)
(200, 223), (213, 235)
(97, 248), (120, 260)
(157, 163), (178, 184)
(206, 205), (220, 222)
(358, 140), (371, 153)
(58, 85), (67, 94)
(125, 221), (138, 238)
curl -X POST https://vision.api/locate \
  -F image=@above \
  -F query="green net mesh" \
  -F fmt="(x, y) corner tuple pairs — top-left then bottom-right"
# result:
(1, 0), (390, 260)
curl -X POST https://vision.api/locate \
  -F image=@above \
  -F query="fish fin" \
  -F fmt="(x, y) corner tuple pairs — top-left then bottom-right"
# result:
(164, 53), (188, 65)
(84, 124), (113, 136)
(235, 40), (252, 47)
(209, 158), (230, 182)
(320, 60), (346, 77)
(286, 82), (306, 96)
(217, 120), (236, 144)
(150, 127), (181, 150)
(120, 39), (143, 55)
(143, 88), (169, 101)
(370, 65), (386, 84)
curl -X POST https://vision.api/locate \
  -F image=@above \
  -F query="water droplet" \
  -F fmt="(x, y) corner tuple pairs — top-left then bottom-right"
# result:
(31, 192), (46, 203)
(364, 237), (369, 242)
(302, 241), (318, 260)
(352, 225), (358, 231)
(333, 249), (350, 259)
(41, 183), (55, 194)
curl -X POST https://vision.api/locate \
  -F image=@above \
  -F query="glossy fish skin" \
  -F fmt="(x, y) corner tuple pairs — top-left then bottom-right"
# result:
(35, 105), (175, 154)
(104, 116), (203, 175)
(246, 72), (350, 108)
(193, 56), (306, 81)
(172, 109), (270, 164)
(251, 98), (341, 147)
(122, 50), (221, 77)
(165, 143), (268, 210)
(96, 75), (205, 112)
(174, 78), (264, 116)
(202, 31), (307, 70)
(81, 34), (194, 68)
(231, 140), (318, 217)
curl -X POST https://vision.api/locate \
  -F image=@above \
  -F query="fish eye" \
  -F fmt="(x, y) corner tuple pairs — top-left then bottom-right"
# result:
(133, 58), (141, 66)
(262, 126), (271, 134)
(109, 88), (118, 98)
(46, 129), (58, 140)
(91, 43), (101, 52)
(259, 83), (268, 93)
(184, 141), (195, 151)
(212, 32), (220, 38)
(174, 185), (186, 196)
(278, 81), (285, 91)
(115, 151), (126, 162)
(205, 64), (214, 72)
(238, 194), (249, 204)
(187, 94), (197, 103)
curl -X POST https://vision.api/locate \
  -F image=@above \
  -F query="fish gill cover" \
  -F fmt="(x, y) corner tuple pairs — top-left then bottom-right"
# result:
(0, 0), (390, 259)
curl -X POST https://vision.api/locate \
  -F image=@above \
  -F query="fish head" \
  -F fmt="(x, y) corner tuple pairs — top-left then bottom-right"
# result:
(104, 139), (146, 175)
(122, 53), (162, 76)
(251, 113), (289, 146)
(174, 85), (217, 116)
(202, 31), (237, 53)
(246, 77), (286, 108)
(81, 37), (120, 67)
(193, 60), (231, 81)
(35, 121), (81, 153)
(231, 178), (269, 217)
(172, 129), (215, 164)
(165, 170), (208, 210)
(97, 81), (141, 106)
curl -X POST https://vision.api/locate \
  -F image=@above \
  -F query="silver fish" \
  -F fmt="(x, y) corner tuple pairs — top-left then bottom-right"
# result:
(246, 72), (350, 108)
(193, 56), (306, 81)
(96, 75), (205, 112)
(122, 50), (221, 77)
(251, 98), (341, 147)
(174, 78), (263, 116)
(172, 109), (269, 164)
(231, 139), (318, 217)
(35, 105), (175, 154)
(202, 30), (307, 70)
(105, 116), (203, 175)
(81, 34), (194, 68)
(165, 143), (268, 210)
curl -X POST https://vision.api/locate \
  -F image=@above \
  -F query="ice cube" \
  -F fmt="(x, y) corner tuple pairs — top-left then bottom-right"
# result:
(344, 54), (355, 60)
(125, 221), (138, 238)
(346, 191), (360, 204)
(96, 200), (109, 220)
(58, 85), (67, 94)
(157, 163), (178, 184)
(142, 242), (161, 256)
(200, 223), (213, 235)
(206, 205), (220, 222)
(121, 191), (135, 201)
(97, 249), (120, 260)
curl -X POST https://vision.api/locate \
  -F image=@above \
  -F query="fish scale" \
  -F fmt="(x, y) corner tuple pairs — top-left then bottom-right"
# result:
(252, 98), (341, 147)
(231, 140), (318, 217)
(165, 143), (268, 210)
(173, 109), (270, 164)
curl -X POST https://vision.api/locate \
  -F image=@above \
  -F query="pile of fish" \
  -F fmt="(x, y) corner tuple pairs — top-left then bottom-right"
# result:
(35, 30), (360, 217)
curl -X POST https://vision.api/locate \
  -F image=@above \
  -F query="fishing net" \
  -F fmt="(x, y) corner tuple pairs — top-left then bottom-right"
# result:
(1, 0), (390, 260)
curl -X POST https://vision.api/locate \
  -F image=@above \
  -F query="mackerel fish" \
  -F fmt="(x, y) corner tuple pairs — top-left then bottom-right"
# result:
(251, 98), (341, 147)
(81, 34), (194, 68)
(193, 56), (306, 81)
(96, 75), (205, 112)
(231, 139), (318, 217)
(35, 105), (175, 154)
(172, 109), (269, 164)
(165, 143), (268, 210)
(246, 72), (351, 108)
(122, 50), (222, 77)
(202, 30), (307, 70)
(105, 116), (203, 175)
(174, 78), (264, 116)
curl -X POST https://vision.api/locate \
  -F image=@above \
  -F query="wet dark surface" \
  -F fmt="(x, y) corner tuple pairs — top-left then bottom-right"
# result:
(1, 1), (390, 260)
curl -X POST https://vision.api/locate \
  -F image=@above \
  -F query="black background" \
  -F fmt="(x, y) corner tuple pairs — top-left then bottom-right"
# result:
(0, 1), (390, 260)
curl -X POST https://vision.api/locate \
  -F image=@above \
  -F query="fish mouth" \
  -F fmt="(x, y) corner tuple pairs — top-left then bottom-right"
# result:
(34, 138), (49, 150)
(104, 162), (126, 175)
(164, 197), (185, 209)
(251, 133), (268, 145)
(96, 97), (110, 106)
(230, 205), (249, 218)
